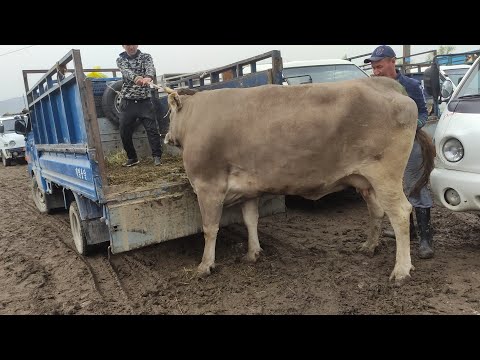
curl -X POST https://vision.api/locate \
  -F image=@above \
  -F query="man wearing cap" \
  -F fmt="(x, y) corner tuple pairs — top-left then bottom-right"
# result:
(364, 45), (434, 259)
(116, 45), (163, 167)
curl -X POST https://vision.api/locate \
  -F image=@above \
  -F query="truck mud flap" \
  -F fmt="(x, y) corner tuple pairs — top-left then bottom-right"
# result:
(107, 189), (285, 254)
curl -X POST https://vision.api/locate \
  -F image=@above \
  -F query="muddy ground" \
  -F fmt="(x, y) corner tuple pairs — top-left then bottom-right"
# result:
(1, 163), (480, 315)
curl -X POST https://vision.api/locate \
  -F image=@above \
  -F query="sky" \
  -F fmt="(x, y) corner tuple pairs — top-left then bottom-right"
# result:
(1, 45), (479, 102)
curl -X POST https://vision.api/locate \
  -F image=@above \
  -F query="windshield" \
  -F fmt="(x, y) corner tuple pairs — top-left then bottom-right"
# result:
(0, 119), (16, 132)
(455, 62), (479, 98)
(283, 64), (368, 85)
(443, 68), (469, 87)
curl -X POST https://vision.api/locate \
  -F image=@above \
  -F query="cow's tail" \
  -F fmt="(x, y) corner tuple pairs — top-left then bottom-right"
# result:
(409, 129), (436, 198)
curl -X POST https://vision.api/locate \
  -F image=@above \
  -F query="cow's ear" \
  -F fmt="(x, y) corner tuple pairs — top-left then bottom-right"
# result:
(167, 92), (182, 112)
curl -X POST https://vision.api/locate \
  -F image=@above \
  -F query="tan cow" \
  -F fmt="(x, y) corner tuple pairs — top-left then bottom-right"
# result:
(163, 77), (419, 283)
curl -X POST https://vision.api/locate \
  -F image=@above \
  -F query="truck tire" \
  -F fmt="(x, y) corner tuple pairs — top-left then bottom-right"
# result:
(2, 156), (11, 167)
(101, 80), (123, 126)
(101, 79), (161, 130)
(1, 151), (11, 167)
(32, 177), (52, 213)
(69, 201), (89, 255)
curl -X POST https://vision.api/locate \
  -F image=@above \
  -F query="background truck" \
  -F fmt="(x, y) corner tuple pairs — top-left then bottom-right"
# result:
(0, 115), (27, 166)
(15, 49), (285, 256)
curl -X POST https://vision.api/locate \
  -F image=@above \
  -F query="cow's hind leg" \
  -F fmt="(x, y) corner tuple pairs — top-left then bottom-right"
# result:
(241, 198), (262, 262)
(359, 189), (385, 257)
(373, 182), (414, 284)
(196, 189), (225, 277)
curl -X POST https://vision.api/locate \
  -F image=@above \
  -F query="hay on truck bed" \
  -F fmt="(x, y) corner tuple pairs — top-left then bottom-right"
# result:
(105, 151), (187, 188)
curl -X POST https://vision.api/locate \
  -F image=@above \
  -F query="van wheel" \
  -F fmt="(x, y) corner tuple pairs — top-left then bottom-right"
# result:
(101, 80), (123, 126)
(69, 201), (89, 255)
(32, 177), (50, 213)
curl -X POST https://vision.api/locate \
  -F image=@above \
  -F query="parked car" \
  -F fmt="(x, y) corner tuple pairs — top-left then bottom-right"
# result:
(244, 58), (369, 85)
(281, 59), (369, 84)
(0, 115), (26, 166)
(426, 54), (480, 212)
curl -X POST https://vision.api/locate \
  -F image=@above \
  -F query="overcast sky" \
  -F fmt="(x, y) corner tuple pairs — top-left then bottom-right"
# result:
(1, 45), (478, 102)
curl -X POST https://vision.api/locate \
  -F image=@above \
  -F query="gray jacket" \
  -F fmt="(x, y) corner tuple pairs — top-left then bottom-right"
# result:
(116, 50), (156, 100)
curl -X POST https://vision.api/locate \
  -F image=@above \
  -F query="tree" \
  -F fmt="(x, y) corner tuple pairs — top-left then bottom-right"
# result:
(426, 45), (456, 61)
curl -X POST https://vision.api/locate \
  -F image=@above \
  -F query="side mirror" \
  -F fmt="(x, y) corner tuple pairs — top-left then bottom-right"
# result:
(0, 124), (4, 134)
(441, 80), (454, 100)
(15, 119), (26, 135)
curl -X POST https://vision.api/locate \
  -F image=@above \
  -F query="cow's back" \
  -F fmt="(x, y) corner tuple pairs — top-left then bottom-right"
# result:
(176, 77), (417, 193)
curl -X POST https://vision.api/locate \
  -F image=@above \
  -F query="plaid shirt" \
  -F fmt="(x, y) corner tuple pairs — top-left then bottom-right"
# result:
(116, 50), (156, 100)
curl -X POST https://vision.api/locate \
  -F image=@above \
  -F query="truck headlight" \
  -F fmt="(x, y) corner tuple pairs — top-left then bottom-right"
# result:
(8, 140), (16, 147)
(443, 138), (464, 162)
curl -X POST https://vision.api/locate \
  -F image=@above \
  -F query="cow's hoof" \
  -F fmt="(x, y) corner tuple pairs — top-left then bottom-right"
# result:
(389, 265), (413, 286)
(197, 262), (215, 277)
(359, 242), (376, 257)
(244, 248), (263, 263)
(390, 274), (411, 287)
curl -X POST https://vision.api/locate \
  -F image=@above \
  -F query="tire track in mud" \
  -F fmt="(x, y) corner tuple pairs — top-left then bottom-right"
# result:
(1, 172), (135, 313)
(3, 167), (163, 313)
(4, 165), (480, 314)
(47, 210), (136, 313)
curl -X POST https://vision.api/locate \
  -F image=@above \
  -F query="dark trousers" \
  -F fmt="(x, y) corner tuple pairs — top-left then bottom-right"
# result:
(119, 98), (162, 160)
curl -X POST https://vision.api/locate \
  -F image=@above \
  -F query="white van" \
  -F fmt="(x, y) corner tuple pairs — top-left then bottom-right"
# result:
(0, 116), (27, 166)
(429, 55), (480, 212)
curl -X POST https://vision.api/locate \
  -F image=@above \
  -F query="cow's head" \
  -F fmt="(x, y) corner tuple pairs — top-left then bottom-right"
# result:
(163, 86), (197, 147)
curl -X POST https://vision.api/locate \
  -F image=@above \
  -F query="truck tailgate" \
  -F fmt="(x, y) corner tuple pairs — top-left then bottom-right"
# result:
(105, 181), (285, 253)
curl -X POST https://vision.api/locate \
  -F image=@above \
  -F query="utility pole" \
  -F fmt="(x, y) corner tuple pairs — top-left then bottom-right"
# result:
(403, 45), (411, 73)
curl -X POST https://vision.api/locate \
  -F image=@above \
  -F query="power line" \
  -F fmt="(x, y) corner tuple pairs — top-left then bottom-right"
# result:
(0, 45), (36, 57)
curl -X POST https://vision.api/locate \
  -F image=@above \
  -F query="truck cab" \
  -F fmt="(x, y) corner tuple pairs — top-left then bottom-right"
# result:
(0, 115), (26, 166)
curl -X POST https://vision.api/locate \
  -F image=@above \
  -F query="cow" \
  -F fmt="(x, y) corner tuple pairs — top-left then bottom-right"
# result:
(163, 76), (426, 284)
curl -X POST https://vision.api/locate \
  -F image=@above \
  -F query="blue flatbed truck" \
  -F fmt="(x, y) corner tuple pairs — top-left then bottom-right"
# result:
(16, 49), (285, 255)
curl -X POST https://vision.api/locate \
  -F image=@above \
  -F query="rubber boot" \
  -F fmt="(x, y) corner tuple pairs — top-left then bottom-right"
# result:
(415, 207), (434, 259)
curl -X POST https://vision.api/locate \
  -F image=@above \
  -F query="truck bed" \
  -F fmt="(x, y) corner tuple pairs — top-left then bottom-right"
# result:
(106, 153), (186, 187)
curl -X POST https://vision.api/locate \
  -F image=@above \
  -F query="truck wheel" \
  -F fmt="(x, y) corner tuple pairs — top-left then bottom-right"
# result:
(69, 201), (89, 255)
(32, 177), (50, 213)
(2, 154), (11, 167)
(101, 80), (122, 126)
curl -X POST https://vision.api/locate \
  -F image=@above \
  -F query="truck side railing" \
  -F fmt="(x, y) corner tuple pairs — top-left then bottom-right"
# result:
(348, 50), (438, 74)
(163, 50), (283, 90)
(22, 50), (108, 201)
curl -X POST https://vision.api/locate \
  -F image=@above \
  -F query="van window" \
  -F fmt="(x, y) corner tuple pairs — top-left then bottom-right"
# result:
(456, 62), (479, 98)
(443, 68), (470, 87)
(283, 64), (368, 85)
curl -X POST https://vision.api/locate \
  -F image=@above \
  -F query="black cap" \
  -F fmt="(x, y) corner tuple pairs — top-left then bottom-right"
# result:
(364, 45), (396, 63)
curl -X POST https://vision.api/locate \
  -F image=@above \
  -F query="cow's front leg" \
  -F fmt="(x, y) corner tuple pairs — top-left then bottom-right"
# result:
(241, 198), (262, 262)
(196, 188), (225, 277)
